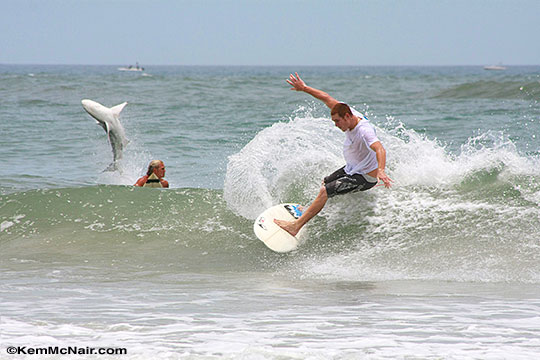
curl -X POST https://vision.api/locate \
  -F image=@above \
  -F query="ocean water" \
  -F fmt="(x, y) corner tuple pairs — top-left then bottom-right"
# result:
(1, 65), (540, 359)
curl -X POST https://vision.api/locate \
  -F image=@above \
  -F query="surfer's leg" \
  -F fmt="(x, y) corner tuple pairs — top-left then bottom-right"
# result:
(296, 185), (328, 227)
(275, 185), (328, 237)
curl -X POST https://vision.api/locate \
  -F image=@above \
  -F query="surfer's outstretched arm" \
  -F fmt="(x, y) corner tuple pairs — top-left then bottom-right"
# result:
(287, 72), (339, 110)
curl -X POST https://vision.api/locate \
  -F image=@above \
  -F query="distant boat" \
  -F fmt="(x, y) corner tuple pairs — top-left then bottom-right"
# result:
(118, 62), (144, 72)
(484, 64), (506, 71)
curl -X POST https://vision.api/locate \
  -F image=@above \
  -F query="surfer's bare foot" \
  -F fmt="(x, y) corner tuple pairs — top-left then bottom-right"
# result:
(274, 219), (300, 237)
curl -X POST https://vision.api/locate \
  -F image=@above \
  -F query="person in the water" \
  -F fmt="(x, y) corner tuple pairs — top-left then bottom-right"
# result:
(134, 160), (169, 188)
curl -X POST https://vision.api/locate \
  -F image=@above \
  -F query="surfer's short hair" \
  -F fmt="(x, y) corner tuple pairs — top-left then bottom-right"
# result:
(147, 160), (163, 176)
(331, 102), (353, 118)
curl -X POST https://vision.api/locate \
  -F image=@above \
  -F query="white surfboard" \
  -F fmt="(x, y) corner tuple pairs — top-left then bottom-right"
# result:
(254, 203), (305, 253)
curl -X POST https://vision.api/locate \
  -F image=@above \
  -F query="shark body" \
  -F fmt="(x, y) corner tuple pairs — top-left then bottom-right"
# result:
(81, 99), (129, 171)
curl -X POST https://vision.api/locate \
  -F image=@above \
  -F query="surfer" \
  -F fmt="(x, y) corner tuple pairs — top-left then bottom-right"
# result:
(134, 160), (169, 188)
(274, 73), (392, 236)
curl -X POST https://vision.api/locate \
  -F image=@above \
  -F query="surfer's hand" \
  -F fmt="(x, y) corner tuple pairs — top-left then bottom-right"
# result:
(377, 169), (393, 188)
(287, 72), (306, 92)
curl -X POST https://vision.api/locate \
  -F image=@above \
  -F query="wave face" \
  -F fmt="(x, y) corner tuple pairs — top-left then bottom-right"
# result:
(0, 186), (267, 273)
(434, 80), (540, 99)
(224, 110), (540, 283)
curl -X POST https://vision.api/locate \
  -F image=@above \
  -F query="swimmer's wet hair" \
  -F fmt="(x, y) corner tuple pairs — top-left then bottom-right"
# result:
(146, 160), (163, 176)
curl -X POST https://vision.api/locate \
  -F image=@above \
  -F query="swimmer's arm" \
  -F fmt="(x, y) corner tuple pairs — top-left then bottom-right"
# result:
(134, 176), (147, 187)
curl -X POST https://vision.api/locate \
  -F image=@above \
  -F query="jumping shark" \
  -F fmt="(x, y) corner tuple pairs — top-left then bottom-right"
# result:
(81, 99), (129, 171)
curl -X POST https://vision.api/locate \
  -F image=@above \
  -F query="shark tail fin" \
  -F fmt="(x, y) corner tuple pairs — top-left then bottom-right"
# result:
(111, 102), (128, 118)
(103, 161), (119, 172)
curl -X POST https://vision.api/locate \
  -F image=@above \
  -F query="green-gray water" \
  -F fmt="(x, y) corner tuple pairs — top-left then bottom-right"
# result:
(1, 65), (539, 359)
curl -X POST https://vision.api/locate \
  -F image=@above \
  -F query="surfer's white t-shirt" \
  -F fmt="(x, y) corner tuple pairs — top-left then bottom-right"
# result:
(343, 108), (379, 176)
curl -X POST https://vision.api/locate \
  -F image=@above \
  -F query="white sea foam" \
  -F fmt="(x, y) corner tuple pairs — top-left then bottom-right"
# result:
(1, 214), (25, 232)
(1, 220), (14, 232)
(225, 113), (344, 219)
(3, 283), (540, 360)
(225, 109), (539, 215)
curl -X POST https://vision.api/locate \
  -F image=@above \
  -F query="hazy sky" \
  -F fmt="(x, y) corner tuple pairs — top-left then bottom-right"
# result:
(1, 0), (539, 66)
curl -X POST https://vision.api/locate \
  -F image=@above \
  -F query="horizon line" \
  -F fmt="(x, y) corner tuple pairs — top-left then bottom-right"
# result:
(1, 63), (538, 67)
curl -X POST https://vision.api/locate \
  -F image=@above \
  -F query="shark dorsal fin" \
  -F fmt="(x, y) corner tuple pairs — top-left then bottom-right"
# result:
(110, 102), (128, 118)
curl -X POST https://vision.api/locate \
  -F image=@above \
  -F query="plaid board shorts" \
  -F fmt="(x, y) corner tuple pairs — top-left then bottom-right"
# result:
(324, 166), (378, 198)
